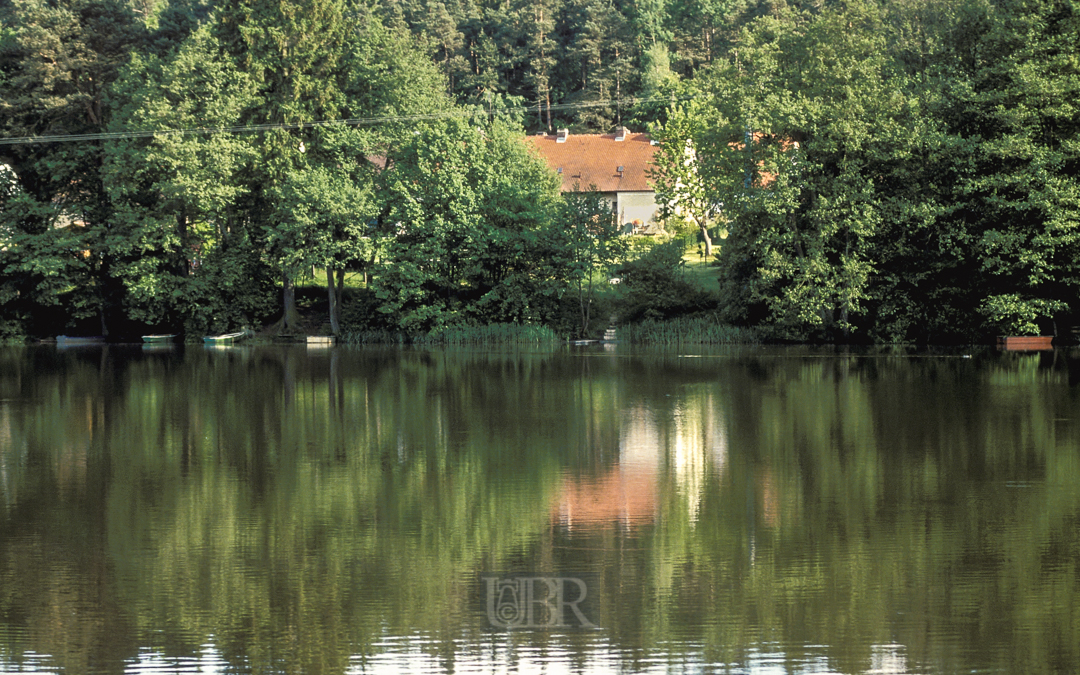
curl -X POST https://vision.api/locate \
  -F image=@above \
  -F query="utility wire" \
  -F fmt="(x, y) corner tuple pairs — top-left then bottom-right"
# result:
(0, 95), (694, 147)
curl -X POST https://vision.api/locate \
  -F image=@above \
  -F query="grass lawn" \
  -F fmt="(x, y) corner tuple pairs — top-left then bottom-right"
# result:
(681, 245), (721, 293)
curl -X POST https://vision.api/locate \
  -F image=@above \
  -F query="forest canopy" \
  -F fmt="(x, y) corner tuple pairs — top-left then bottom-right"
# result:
(1, 0), (1078, 343)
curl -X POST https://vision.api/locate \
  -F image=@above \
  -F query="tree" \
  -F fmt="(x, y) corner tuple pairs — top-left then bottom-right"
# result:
(213, 0), (353, 334)
(558, 0), (635, 129)
(268, 162), (373, 335)
(371, 118), (561, 334)
(650, 99), (723, 259)
(941, 0), (1080, 336)
(519, 0), (561, 131)
(656, 3), (946, 339)
(104, 24), (269, 334)
(0, 0), (147, 336)
(556, 187), (626, 337)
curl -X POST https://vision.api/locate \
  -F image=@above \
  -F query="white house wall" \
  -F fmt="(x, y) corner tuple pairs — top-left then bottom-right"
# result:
(617, 191), (659, 226)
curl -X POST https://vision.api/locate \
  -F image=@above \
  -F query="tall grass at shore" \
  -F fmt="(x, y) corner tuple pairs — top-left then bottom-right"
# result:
(418, 323), (562, 346)
(339, 329), (407, 345)
(341, 324), (562, 346)
(618, 316), (761, 345)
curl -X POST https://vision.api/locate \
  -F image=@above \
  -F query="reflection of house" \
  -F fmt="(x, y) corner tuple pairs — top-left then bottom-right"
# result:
(550, 400), (732, 532)
(551, 406), (660, 531)
(551, 466), (658, 531)
(525, 127), (661, 233)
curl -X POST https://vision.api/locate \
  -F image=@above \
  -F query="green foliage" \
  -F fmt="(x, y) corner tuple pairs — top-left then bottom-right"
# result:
(0, 0), (148, 335)
(649, 0), (1080, 343)
(267, 163), (374, 279)
(104, 24), (263, 330)
(3, 0), (1079, 343)
(616, 239), (716, 322)
(174, 234), (279, 335)
(554, 188), (628, 337)
(650, 100), (722, 257)
(371, 117), (562, 334)
(943, 0), (1080, 336)
(979, 294), (1067, 337)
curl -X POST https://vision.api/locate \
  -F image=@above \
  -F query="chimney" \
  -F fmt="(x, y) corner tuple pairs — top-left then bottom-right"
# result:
(615, 126), (627, 141)
(556, 128), (569, 143)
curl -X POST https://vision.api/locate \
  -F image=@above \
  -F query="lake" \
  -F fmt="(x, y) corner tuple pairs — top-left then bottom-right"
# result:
(1, 343), (1078, 674)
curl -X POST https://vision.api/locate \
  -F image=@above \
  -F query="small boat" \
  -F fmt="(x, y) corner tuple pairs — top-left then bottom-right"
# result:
(142, 334), (176, 344)
(203, 331), (246, 345)
(56, 335), (105, 345)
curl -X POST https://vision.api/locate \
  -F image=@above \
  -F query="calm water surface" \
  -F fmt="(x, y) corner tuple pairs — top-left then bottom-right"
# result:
(1, 344), (1078, 674)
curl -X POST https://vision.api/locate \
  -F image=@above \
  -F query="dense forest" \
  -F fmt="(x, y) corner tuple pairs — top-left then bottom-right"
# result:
(1, 0), (1078, 342)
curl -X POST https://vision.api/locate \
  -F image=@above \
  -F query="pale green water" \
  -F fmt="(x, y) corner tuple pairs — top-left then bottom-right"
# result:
(0, 344), (1078, 674)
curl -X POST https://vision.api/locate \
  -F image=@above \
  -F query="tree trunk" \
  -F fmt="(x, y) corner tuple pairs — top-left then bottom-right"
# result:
(545, 88), (552, 132)
(615, 46), (621, 125)
(326, 265), (341, 335)
(579, 274), (593, 337)
(700, 223), (713, 259)
(176, 213), (190, 276)
(282, 272), (302, 334)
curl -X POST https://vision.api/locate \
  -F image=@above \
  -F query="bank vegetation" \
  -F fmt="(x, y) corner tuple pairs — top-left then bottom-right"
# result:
(1, 0), (1077, 344)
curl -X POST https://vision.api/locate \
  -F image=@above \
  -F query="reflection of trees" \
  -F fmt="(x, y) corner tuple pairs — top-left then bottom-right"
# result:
(0, 346), (1079, 673)
(634, 350), (1080, 674)
(2, 346), (583, 672)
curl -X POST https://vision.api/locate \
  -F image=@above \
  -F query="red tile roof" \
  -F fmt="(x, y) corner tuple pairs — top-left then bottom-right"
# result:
(525, 132), (658, 193)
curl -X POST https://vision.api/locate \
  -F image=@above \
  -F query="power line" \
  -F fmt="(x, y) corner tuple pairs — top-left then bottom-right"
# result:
(0, 95), (693, 147)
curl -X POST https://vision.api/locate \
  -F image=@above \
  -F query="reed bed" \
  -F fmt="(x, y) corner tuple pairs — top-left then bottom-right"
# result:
(339, 329), (407, 345)
(341, 324), (562, 346)
(618, 316), (761, 345)
(418, 323), (562, 346)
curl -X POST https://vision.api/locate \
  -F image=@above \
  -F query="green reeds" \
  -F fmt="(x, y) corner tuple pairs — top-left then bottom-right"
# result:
(418, 323), (563, 346)
(341, 324), (562, 346)
(340, 329), (407, 345)
(618, 316), (761, 345)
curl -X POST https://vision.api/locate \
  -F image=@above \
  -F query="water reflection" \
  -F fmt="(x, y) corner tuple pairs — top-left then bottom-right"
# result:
(0, 345), (1079, 674)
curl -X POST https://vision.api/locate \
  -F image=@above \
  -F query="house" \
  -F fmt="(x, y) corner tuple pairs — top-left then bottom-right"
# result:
(525, 127), (661, 234)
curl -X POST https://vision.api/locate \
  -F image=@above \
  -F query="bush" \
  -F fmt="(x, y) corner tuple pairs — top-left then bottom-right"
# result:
(615, 240), (716, 323)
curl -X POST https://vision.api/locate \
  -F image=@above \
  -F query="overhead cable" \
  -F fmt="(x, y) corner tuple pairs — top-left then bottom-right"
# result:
(0, 95), (695, 146)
